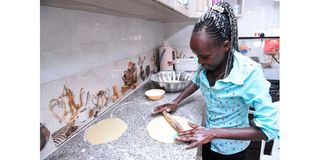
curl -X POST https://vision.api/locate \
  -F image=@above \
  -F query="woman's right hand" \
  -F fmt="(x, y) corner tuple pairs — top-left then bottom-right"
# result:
(153, 101), (178, 114)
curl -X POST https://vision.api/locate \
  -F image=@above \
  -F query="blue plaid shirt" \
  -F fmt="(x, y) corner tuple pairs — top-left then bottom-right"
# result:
(192, 51), (279, 155)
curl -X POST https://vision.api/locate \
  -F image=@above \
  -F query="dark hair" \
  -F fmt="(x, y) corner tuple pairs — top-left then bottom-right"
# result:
(193, 2), (239, 78)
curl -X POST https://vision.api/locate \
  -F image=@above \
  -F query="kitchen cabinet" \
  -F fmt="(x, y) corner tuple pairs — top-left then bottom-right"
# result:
(188, 0), (210, 18)
(41, 0), (211, 22)
(154, 0), (189, 17)
(156, 0), (211, 18)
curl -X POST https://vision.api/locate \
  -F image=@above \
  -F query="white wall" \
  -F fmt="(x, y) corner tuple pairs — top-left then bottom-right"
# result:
(237, 0), (280, 36)
(41, 6), (164, 84)
(163, 22), (195, 58)
(162, 0), (280, 58)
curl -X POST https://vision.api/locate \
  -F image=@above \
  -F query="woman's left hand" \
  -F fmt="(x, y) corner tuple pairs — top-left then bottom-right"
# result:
(176, 122), (216, 149)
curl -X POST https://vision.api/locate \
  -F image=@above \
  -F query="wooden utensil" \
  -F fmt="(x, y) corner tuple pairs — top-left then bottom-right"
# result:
(162, 111), (184, 133)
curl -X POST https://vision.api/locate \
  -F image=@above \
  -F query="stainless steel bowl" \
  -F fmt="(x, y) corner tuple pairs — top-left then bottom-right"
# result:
(149, 71), (193, 92)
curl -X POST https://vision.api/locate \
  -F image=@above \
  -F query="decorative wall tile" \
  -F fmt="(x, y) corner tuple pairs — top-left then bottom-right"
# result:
(41, 6), (164, 159)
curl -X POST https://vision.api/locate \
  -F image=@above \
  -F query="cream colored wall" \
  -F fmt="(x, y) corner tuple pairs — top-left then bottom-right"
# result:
(41, 6), (164, 84)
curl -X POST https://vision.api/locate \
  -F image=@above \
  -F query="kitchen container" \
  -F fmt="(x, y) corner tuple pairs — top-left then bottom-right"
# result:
(149, 71), (192, 92)
(145, 89), (165, 101)
(159, 41), (176, 71)
(174, 58), (198, 72)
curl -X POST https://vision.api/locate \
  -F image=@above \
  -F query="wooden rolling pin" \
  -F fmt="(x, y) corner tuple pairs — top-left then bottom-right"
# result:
(162, 111), (184, 133)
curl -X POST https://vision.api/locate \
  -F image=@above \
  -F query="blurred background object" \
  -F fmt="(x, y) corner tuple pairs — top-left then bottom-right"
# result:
(40, 123), (50, 151)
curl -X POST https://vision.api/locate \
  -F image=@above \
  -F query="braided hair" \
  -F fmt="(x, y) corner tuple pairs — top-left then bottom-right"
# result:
(193, 2), (239, 78)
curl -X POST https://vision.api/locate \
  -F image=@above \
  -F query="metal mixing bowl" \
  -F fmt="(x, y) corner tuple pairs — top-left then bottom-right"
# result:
(149, 71), (193, 92)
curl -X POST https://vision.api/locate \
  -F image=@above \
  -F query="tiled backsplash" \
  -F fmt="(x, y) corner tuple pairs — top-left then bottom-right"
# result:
(41, 6), (163, 84)
(41, 6), (162, 159)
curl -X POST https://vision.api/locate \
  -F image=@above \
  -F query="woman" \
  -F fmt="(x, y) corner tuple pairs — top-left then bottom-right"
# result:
(153, 2), (279, 160)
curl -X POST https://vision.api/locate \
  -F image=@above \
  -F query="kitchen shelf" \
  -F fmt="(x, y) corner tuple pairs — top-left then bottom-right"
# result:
(41, 0), (201, 22)
(239, 36), (280, 39)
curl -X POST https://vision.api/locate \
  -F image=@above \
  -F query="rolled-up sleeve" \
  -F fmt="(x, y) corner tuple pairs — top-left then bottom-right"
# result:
(242, 66), (279, 141)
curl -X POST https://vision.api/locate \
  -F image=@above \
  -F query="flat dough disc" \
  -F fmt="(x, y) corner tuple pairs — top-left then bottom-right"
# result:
(85, 118), (127, 145)
(146, 116), (192, 144)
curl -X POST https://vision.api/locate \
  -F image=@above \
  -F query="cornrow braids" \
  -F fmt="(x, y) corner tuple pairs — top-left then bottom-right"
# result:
(193, 2), (239, 78)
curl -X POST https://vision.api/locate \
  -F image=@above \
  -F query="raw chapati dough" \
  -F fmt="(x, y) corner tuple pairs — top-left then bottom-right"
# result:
(85, 118), (127, 145)
(146, 116), (192, 143)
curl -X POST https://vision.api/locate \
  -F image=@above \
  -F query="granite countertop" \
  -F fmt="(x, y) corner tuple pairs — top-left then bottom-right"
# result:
(44, 80), (205, 160)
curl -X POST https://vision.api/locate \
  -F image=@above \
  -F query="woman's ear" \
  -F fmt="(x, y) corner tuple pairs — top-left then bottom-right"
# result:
(222, 40), (231, 53)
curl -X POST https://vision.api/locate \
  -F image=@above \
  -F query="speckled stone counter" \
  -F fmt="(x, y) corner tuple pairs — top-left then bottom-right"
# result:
(44, 80), (205, 160)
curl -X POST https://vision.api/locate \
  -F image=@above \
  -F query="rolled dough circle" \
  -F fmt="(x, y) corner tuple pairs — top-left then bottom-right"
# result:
(146, 116), (192, 144)
(85, 118), (127, 145)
